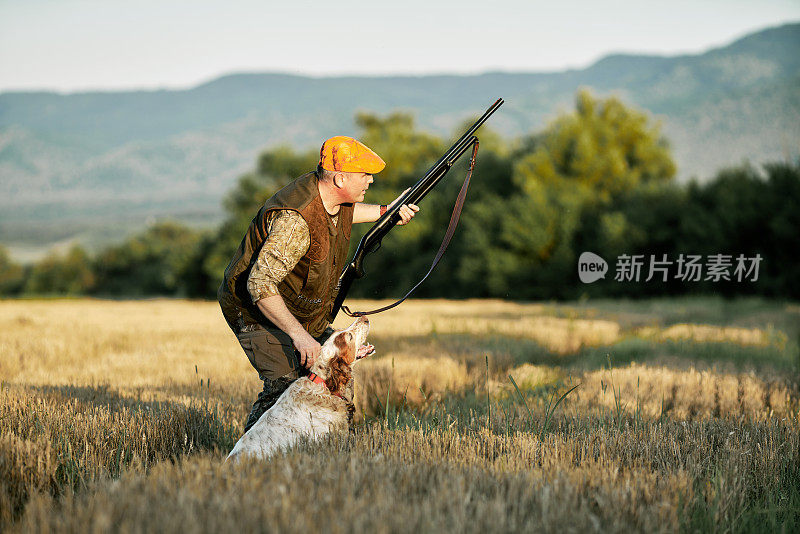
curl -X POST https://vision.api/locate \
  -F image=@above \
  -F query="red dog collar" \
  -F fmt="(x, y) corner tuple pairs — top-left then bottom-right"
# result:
(307, 372), (325, 386)
(306, 372), (345, 399)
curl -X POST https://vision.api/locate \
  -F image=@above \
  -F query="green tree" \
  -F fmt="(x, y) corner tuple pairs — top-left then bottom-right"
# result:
(575, 181), (690, 297)
(92, 221), (201, 296)
(24, 245), (94, 295)
(0, 246), (25, 296)
(459, 90), (677, 298)
(760, 161), (800, 297)
(680, 161), (800, 298)
(517, 89), (675, 203)
(458, 180), (586, 299)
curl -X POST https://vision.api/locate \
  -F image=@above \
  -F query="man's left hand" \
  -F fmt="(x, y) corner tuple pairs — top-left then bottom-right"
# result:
(396, 204), (419, 225)
(390, 189), (420, 226)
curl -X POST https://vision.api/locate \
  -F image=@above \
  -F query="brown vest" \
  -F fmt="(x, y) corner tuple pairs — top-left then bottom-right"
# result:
(218, 172), (353, 337)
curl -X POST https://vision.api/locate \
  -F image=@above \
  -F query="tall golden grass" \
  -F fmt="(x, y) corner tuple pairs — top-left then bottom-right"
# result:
(1, 298), (798, 532)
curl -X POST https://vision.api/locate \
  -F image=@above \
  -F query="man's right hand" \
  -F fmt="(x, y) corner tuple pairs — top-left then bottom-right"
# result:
(292, 331), (321, 369)
(255, 296), (322, 369)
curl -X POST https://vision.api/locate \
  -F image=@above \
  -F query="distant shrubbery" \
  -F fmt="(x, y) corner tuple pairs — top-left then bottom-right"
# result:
(2, 90), (798, 299)
(0, 223), (211, 299)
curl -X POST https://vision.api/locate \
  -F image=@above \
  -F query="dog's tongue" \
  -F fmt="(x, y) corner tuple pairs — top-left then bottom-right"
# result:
(356, 344), (375, 359)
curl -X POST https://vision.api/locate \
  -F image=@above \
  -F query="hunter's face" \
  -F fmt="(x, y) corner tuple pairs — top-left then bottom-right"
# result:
(341, 172), (373, 203)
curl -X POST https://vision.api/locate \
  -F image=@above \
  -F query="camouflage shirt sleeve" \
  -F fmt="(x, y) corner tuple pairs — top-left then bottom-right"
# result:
(247, 210), (311, 303)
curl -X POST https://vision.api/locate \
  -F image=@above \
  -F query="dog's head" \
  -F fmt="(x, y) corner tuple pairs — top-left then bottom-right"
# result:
(311, 316), (373, 396)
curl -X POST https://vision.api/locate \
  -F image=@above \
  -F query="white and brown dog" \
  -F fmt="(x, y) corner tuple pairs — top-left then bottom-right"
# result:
(226, 316), (373, 461)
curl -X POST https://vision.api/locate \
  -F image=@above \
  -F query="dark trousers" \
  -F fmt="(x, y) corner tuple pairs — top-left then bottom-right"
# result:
(237, 325), (347, 432)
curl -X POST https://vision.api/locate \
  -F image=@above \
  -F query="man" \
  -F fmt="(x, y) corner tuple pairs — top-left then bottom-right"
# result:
(218, 136), (418, 432)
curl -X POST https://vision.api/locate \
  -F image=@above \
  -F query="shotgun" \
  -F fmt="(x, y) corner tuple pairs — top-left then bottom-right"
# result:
(328, 98), (504, 321)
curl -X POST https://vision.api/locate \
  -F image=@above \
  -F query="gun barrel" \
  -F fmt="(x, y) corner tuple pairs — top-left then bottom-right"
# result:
(329, 98), (503, 322)
(398, 98), (503, 206)
(407, 135), (478, 204)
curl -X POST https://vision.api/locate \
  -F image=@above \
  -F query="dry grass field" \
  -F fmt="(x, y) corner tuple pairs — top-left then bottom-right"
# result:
(1, 297), (798, 533)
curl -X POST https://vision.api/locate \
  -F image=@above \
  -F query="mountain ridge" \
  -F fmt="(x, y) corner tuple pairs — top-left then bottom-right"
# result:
(1, 22), (798, 257)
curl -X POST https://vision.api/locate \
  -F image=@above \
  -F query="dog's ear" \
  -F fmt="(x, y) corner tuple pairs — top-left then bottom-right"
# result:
(325, 332), (354, 395)
(333, 332), (355, 364)
(324, 353), (352, 395)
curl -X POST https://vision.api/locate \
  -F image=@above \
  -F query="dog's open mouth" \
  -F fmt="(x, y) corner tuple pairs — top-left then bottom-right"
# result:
(356, 343), (375, 360)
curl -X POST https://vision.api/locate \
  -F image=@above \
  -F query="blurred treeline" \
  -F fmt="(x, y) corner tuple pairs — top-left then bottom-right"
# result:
(1, 90), (798, 300)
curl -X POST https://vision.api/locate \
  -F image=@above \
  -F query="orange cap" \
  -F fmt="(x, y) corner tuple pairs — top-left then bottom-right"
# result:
(319, 136), (385, 174)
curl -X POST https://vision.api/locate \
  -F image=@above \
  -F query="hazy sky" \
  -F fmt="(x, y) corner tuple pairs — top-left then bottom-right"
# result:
(1, 0), (799, 92)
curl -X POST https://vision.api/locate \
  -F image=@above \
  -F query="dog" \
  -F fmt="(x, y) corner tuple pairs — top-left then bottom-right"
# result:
(226, 316), (373, 461)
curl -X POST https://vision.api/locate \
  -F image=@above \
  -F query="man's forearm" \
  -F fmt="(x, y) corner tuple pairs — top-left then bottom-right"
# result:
(353, 194), (419, 226)
(255, 295), (309, 341)
(352, 202), (382, 224)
